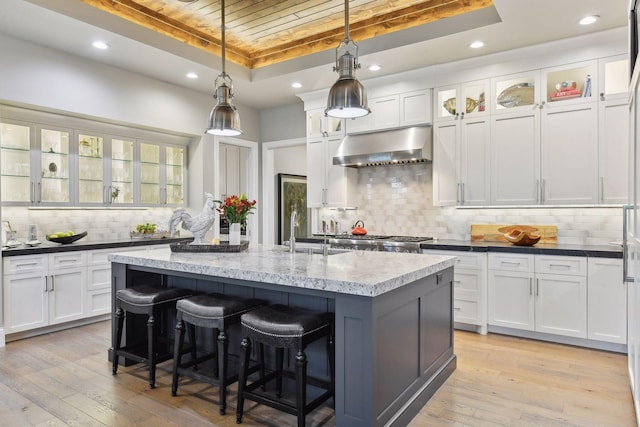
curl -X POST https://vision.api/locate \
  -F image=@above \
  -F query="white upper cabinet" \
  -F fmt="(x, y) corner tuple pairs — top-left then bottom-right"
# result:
(459, 116), (491, 205)
(598, 55), (629, 204)
(540, 102), (598, 204)
(433, 121), (458, 206)
(306, 108), (343, 139)
(490, 108), (541, 205)
(541, 60), (597, 109)
(435, 80), (488, 122)
(0, 109), (187, 208)
(306, 135), (356, 208)
(347, 89), (431, 133)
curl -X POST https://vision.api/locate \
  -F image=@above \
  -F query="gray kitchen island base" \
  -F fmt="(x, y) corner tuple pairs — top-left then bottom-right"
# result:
(109, 246), (456, 427)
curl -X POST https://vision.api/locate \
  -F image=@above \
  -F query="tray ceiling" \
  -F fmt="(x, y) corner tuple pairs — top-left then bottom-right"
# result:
(79, 0), (494, 69)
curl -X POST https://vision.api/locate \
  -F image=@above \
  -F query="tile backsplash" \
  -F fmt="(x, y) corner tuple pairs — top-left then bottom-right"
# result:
(318, 163), (623, 246)
(3, 206), (185, 242)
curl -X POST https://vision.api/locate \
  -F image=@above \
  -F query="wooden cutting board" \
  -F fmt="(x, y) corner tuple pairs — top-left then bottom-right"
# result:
(470, 224), (558, 243)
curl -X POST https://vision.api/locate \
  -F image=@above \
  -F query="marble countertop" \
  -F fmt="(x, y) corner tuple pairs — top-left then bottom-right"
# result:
(108, 244), (457, 297)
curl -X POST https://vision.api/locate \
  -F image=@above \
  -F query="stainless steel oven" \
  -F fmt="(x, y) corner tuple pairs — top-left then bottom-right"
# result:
(329, 235), (433, 253)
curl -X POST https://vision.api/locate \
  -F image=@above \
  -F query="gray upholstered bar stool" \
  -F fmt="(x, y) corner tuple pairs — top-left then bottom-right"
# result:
(171, 293), (264, 415)
(112, 285), (193, 388)
(236, 304), (334, 427)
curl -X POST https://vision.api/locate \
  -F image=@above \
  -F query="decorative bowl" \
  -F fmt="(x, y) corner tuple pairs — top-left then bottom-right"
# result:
(46, 231), (88, 244)
(443, 97), (479, 115)
(503, 229), (541, 246)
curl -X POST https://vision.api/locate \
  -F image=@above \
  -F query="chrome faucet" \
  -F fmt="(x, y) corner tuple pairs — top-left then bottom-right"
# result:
(289, 210), (298, 253)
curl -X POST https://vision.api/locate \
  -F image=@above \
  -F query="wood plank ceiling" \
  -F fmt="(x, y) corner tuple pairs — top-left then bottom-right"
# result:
(79, 0), (493, 69)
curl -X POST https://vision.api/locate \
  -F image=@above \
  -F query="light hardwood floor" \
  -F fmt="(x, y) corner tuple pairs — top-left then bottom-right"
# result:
(0, 321), (635, 426)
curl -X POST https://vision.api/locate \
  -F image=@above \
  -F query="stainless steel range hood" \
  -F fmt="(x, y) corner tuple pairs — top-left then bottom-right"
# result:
(332, 126), (432, 167)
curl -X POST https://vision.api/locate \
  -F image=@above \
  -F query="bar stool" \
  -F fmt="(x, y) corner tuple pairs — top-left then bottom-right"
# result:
(112, 285), (193, 388)
(236, 304), (334, 427)
(171, 293), (264, 415)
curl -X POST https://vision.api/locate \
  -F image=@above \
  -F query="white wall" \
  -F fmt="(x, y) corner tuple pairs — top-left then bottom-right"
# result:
(274, 145), (307, 176)
(0, 34), (260, 140)
(260, 103), (306, 142)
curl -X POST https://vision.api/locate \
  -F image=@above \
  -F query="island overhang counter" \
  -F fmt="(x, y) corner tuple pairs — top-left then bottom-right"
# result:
(109, 244), (457, 427)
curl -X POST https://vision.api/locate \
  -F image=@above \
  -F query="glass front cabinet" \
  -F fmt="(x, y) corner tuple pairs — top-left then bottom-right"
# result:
(0, 117), (186, 207)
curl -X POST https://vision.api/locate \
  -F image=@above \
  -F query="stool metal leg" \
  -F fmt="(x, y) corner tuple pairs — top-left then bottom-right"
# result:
(147, 314), (156, 388)
(236, 336), (252, 424)
(171, 318), (185, 396)
(295, 349), (307, 427)
(112, 307), (125, 375)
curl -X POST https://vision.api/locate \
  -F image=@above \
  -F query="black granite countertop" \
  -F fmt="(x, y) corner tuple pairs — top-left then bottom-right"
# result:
(295, 236), (622, 259)
(1, 236), (193, 257)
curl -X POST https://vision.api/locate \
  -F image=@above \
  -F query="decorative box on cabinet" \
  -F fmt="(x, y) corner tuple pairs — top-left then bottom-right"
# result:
(488, 253), (588, 339)
(587, 258), (626, 344)
(424, 250), (487, 334)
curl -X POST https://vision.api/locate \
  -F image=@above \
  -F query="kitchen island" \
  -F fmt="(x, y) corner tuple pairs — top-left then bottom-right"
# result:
(108, 244), (457, 427)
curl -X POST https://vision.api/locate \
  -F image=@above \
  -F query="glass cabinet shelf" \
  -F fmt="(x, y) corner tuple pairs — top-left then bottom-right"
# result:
(1, 146), (30, 152)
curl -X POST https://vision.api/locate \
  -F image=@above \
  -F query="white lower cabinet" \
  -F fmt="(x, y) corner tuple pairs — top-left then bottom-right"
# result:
(424, 250), (487, 334)
(3, 252), (86, 334)
(488, 253), (587, 339)
(3, 244), (169, 337)
(587, 258), (626, 344)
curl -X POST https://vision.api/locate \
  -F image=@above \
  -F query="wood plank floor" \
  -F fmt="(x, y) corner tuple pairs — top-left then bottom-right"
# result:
(0, 321), (635, 426)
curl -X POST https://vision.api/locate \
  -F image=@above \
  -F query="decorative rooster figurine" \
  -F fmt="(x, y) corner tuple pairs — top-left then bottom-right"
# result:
(169, 193), (217, 245)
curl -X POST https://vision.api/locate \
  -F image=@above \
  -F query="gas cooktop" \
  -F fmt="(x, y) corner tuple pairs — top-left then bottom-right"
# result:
(331, 235), (433, 242)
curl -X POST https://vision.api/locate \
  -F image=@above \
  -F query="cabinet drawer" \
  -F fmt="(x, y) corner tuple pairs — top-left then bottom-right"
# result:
(489, 253), (534, 272)
(535, 255), (586, 276)
(424, 250), (485, 269)
(49, 252), (86, 270)
(453, 269), (482, 293)
(3, 255), (47, 275)
(453, 299), (479, 323)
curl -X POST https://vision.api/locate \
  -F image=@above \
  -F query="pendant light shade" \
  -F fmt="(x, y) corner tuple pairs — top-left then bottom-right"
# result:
(205, 0), (242, 136)
(325, 0), (370, 119)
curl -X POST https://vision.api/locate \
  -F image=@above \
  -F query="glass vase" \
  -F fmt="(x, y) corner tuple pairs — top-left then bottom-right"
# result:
(229, 222), (241, 246)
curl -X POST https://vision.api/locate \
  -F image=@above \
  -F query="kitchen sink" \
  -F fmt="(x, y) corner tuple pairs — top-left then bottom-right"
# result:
(280, 246), (346, 255)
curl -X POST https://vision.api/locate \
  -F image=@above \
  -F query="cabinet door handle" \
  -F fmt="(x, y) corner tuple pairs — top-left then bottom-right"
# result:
(501, 261), (521, 266)
(457, 183), (460, 204)
(624, 205), (634, 283)
(549, 263), (570, 270)
(536, 278), (539, 296)
(37, 182), (41, 204)
(50, 275), (54, 292)
(15, 262), (38, 269)
(599, 177), (604, 203)
(529, 278), (533, 295)
(461, 182), (465, 204)
(43, 276), (48, 293)
(535, 180), (540, 204)
(539, 101), (546, 109)
(600, 92), (605, 101)
(541, 179), (546, 204)
(31, 182), (35, 203)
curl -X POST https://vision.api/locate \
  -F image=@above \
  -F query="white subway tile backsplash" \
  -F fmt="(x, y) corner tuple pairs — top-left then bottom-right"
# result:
(322, 163), (625, 245)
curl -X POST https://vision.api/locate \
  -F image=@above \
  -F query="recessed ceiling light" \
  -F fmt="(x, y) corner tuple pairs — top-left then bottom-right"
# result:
(368, 64), (381, 71)
(291, 82), (302, 89)
(186, 72), (198, 79)
(579, 15), (599, 25)
(92, 41), (109, 50)
(469, 41), (484, 49)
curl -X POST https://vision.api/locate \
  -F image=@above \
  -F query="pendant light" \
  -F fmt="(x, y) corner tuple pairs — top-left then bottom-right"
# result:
(325, 0), (370, 119)
(206, 0), (242, 136)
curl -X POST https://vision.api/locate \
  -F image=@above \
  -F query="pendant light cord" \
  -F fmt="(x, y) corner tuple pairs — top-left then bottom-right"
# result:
(221, 0), (226, 76)
(343, 0), (350, 43)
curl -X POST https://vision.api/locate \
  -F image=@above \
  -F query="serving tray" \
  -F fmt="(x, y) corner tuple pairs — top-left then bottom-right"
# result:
(170, 241), (249, 253)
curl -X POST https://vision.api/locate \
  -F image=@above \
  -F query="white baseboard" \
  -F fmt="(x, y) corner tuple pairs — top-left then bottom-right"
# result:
(0, 328), (5, 347)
